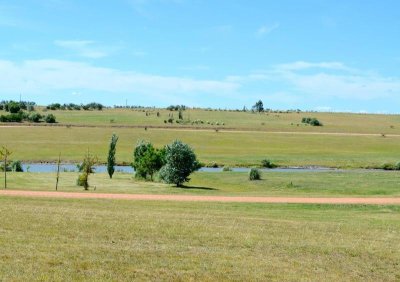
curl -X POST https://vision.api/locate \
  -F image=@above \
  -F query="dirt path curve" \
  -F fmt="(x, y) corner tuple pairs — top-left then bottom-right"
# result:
(1, 190), (400, 205)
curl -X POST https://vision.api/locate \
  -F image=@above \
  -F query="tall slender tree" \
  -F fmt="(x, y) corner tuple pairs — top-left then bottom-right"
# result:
(0, 146), (12, 189)
(107, 134), (119, 179)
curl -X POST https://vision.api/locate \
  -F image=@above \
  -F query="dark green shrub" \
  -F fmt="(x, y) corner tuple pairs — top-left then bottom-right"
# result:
(382, 163), (400, 170)
(8, 102), (21, 113)
(45, 114), (56, 123)
(11, 160), (23, 172)
(301, 117), (323, 126)
(132, 140), (165, 180)
(261, 159), (276, 168)
(28, 112), (43, 123)
(249, 168), (261, 180)
(0, 113), (23, 122)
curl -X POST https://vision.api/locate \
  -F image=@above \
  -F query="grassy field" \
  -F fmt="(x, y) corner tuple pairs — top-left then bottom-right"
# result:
(2, 108), (400, 133)
(25, 108), (400, 134)
(1, 126), (400, 168)
(0, 197), (399, 281)
(3, 170), (400, 197)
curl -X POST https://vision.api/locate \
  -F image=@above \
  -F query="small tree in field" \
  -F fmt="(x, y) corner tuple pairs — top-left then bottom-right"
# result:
(132, 140), (165, 180)
(249, 168), (261, 180)
(0, 146), (12, 189)
(77, 149), (97, 190)
(159, 140), (200, 187)
(252, 100), (264, 113)
(107, 134), (119, 179)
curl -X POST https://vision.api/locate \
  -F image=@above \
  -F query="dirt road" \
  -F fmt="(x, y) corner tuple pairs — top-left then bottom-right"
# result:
(1, 190), (399, 205)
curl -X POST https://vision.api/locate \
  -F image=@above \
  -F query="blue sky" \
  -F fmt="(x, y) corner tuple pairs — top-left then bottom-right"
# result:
(1, 0), (400, 112)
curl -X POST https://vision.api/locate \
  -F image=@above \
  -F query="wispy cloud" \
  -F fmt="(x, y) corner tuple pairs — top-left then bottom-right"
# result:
(255, 23), (280, 37)
(0, 59), (239, 103)
(275, 61), (355, 72)
(227, 61), (400, 101)
(54, 40), (111, 58)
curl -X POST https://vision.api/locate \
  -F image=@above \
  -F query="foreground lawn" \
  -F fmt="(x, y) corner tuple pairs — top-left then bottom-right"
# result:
(0, 197), (399, 281)
(3, 170), (400, 197)
(1, 126), (400, 168)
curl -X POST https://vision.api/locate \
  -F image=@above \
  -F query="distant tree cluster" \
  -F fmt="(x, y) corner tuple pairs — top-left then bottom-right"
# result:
(166, 105), (187, 111)
(0, 100), (36, 112)
(46, 102), (104, 111)
(0, 101), (56, 123)
(301, 117), (323, 126)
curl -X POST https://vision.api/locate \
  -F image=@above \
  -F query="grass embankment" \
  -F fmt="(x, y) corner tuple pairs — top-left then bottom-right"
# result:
(1, 126), (400, 168)
(0, 197), (399, 281)
(4, 171), (400, 197)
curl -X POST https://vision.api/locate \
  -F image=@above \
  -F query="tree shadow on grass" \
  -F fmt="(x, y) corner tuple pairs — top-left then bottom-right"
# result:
(177, 185), (218, 191)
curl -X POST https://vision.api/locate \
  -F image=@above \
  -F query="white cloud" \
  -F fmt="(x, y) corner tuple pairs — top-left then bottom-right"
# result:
(255, 23), (280, 37)
(54, 40), (110, 58)
(226, 61), (400, 102)
(275, 61), (354, 72)
(0, 59), (239, 100)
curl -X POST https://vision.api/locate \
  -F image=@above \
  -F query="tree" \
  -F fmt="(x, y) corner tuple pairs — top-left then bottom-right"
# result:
(11, 160), (23, 172)
(249, 168), (261, 180)
(77, 149), (97, 190)
(45, 114), (56, 123)
(107, 134), (119, 179)
(0, 146), (12, 189)
(7, 102), (21, 114)
(159, 140), (200, 187)
(132, 140), (164, 180)
(252, 100), (264, 113)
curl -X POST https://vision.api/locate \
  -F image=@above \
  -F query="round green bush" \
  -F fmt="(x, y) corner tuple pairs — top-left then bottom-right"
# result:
(249, 168), (261, 180)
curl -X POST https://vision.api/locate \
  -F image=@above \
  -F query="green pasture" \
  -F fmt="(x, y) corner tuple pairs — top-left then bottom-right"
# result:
(0, 197), (399, 281)
(1, 126), (400, 168)
(3, 170), (400, 197)
(3, 108), (400, 134)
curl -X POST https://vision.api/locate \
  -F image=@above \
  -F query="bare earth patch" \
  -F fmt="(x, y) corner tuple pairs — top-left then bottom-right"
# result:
(1, 190), (400, 205)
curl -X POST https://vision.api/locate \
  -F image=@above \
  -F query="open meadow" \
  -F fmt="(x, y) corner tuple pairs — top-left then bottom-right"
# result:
(1, 108), (400, 281)
(0, 197), (399, 281)
(2, 170), (400, 197)
(2, 108), (400, 168)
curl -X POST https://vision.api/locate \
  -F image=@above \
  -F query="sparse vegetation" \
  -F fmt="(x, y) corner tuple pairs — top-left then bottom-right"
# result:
(76, 150), (97, 190)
